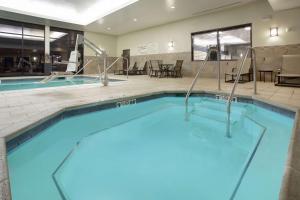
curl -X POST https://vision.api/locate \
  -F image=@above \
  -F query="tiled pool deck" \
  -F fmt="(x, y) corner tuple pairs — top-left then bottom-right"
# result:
(0, 75), (300, 200)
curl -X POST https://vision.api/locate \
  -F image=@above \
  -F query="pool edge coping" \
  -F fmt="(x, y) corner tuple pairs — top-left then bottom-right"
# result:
(1, 90), (300, 200)
(279, 110), (300, 200)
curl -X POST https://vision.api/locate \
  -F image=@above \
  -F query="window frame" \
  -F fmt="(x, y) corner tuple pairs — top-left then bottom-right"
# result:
(191, 23), (252, 61)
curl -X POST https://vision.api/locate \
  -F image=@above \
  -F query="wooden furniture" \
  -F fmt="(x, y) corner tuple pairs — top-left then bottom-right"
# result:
(259, 69), (274, 82)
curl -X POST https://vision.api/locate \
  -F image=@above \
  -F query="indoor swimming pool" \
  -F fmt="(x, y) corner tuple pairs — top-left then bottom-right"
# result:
(0, 76), (123, 91)
(7, 95), (295, 200)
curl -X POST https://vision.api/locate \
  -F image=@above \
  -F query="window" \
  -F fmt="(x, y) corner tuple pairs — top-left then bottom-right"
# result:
(50, 27), (83, 72)
(192, 31), (217, 61)
(0, 19), (45, 76)
(0, 20), (23, 76)
(0, 18), (84, 76)
(22, 23), (45, 74)
(191, 24), (251, 61)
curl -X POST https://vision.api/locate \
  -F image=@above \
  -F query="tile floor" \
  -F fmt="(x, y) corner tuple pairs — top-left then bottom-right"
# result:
(0, 75), (300, 200)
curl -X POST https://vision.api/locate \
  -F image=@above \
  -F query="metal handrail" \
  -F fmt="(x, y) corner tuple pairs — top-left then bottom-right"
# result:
(101, 56), (129, 79)
(185, 48), (219, 105)
(69, 59), (95, 79)
(226, 47), (257, 138)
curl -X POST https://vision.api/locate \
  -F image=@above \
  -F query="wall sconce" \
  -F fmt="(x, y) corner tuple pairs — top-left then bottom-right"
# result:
(168, 41), (175, 49)
(285, 27), (292, 33)
(270, 27), (279, 37)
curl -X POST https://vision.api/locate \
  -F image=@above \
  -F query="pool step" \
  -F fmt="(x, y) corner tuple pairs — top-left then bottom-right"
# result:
(195, 101), (248, 114)
(189, 114), (260, 152)
(190, 106), (242, 123)
(189, 113), (239, 134)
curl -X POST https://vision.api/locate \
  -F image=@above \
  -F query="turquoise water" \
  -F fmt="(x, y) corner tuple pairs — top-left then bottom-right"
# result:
(7, 97), (294, 200)
(0, 77), (122, 91)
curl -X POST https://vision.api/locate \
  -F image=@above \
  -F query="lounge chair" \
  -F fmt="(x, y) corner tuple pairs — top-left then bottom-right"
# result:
(149, 60), (163, 77)
(114, 62), (137, 75)
(168, 60), (183, 78)
(127, 62), (138, 75)
(275, 55), (300, 87)
(137, 61), (148, 75)
(225, 58), (252, 83)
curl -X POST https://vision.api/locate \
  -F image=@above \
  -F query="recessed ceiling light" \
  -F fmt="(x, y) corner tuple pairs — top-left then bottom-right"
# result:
(133, 18), (138, 22)
(107, 27), (111, 30)
(98, 18), (104, 24)
(171, 5), (175, 9)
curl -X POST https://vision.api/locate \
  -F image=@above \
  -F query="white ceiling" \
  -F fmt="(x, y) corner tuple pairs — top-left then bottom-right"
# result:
(268, 0), (300, 11)
(85, 0), (256, 35)
(0, 0), (138, 25)
(0, 0), (299, 36)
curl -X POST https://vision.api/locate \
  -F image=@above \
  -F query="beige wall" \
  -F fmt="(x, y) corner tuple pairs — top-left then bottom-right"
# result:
(116, 0), (300, 56)
(82, 0), (300, 77)
(82, 32), (118, 74)
(84, 31), (117, 57)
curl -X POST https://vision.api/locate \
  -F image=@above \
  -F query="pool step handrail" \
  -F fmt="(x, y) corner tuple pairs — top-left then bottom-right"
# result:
(68, 59), (95, 79)
(226, 47), (257, 138)
(99, 56), (129, 79)
(40, 74), (56, 83)
(185, 47), (220, 105)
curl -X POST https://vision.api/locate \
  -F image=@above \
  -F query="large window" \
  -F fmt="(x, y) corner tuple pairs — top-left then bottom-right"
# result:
(0, 18), (84, 76)
(0, 19), (45, 76)
(192, 24), (252, 61)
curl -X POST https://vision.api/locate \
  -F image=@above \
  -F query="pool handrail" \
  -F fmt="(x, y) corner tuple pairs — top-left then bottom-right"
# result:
(75, 34), (110, 86)
(68, 59), (95, 79)
(99, 56), (129, 79)
(226, 47), (257, 138)
(185, 47), (220, 105)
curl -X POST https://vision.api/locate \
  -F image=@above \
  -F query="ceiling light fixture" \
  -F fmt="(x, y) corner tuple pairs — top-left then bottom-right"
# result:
(133, 18), (138, 22)
(107, 27), (111, 30)
(170, 5), (175, 9)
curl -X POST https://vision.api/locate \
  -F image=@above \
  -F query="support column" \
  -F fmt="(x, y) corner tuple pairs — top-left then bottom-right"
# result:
(44, 25), (51, 75)
(252, 48), (257, 94)
(217, 32), (221, 91)
(102, 57), (108, 86)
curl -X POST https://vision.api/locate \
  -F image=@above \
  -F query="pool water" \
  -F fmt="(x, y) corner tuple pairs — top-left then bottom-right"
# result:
(7, 96), (294, 200)
(0, 76), (122, 91)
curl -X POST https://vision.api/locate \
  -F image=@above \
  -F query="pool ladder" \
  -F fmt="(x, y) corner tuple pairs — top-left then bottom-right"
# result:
(226, 47), (257, 138)
(185, 47), (220, 105)
(185, 47), (257, 138)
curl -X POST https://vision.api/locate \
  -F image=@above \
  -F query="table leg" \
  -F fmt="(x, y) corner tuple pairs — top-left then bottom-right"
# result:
(271, 72), (273, 82)
(259, 72), (261, 81)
